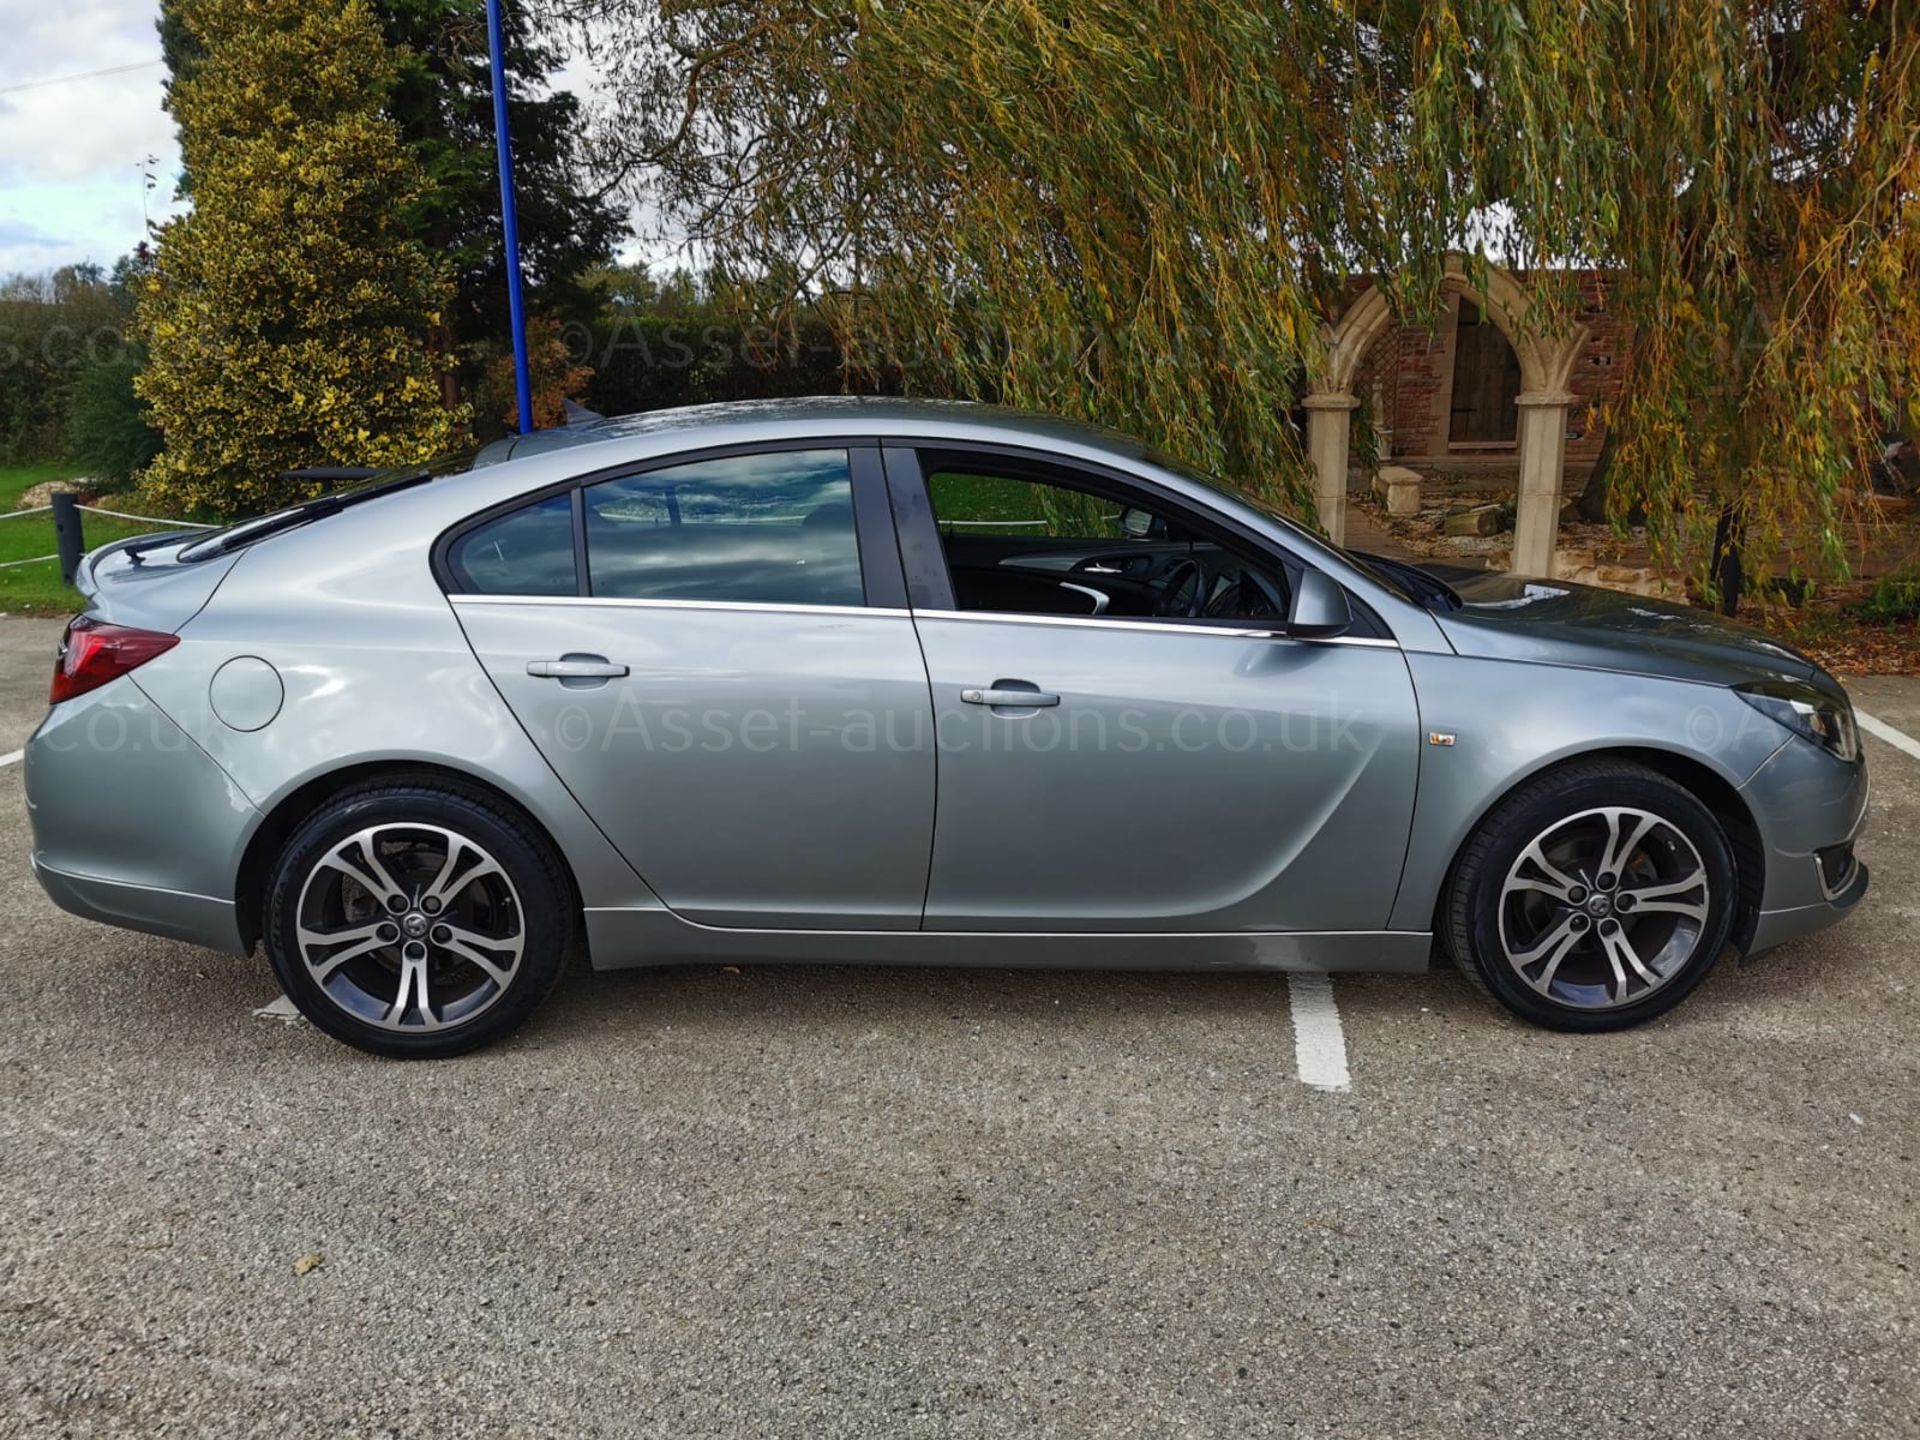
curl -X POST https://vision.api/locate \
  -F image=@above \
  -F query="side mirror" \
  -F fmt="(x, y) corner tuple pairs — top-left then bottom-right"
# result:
(1120, 506), (1165, 540)
(1286, 568), (1353, 637)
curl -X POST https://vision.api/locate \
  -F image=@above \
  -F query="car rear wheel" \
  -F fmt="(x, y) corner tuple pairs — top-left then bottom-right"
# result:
(263, 778), (572, 1058)
(1444, 760), (1737, 1031)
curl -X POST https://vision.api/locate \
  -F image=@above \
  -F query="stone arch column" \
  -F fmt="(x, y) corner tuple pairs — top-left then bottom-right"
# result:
(1317, 258), (1588, 572)
(1510, 386), (1578, 575)
(1304, 390), (1362, 540)
(1307, 287), (1393, 544)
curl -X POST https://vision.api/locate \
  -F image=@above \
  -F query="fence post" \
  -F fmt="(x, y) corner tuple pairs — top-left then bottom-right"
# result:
(52, 491), (84, 586)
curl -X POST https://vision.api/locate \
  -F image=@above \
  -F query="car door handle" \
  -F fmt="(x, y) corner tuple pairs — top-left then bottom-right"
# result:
(961, 686), (1060, 708)
(527, 657), (629, 680)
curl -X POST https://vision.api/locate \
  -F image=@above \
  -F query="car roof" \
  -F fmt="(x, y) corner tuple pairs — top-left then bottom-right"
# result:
(475, 396), (1155, 469)
(209, 393), (1440, 649)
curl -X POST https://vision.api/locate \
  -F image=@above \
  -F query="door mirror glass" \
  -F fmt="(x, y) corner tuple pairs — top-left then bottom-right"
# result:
(1120, 506), (1162, 539)
(1286, 568), (1353, 636)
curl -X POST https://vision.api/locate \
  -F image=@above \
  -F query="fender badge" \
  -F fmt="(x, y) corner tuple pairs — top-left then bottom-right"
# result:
(1428, 731), (1457, 747)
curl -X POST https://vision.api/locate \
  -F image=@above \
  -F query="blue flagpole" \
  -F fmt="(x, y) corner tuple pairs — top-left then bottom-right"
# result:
(485, 0), (534, 434)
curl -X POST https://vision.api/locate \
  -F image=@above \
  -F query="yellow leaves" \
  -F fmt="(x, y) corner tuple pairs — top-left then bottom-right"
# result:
(137, 0), (462, 518)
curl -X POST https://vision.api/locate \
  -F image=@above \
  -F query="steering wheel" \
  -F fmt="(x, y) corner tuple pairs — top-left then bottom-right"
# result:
(1153, 557), (1208, 618)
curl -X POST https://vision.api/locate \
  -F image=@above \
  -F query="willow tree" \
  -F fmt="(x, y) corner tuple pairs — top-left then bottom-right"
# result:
(1569, 2), (1919, 595)
(138, 0), (464, 517)
(580, 1), (1916, 591)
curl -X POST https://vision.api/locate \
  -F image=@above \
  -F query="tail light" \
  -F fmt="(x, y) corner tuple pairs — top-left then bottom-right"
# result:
(51, 616), (179, 704)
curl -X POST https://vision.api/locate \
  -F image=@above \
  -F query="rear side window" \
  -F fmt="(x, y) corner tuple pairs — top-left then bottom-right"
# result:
(582, 449), (863, 606)
(447, 493), (576, 595)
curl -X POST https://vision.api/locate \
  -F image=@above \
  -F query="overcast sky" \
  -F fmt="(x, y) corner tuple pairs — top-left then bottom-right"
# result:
(0, 0), (651, 279)
(0, 0), (184, 275)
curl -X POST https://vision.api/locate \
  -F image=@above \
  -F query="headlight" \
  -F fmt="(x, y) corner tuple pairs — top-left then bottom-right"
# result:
(1735, 681), (1861, 762)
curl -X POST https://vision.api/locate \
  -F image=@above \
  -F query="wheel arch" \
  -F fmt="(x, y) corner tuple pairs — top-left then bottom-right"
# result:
(1427, 745), (1766, 953)
(234, 759), (587, 954)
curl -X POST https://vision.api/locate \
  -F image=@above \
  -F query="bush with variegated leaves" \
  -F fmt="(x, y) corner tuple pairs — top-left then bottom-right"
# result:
(136, 0), (465, 517)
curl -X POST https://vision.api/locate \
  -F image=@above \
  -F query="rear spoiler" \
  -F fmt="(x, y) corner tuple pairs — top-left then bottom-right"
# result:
(73, 530), (206, 599)
(281, 467), (380, 492)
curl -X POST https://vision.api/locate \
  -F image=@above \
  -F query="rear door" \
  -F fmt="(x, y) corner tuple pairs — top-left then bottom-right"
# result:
(446, 442), (937, 930)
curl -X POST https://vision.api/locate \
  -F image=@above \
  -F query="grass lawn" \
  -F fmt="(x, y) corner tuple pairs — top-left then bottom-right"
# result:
(0, 460), (88, 509)
(0, 463), (166, 616)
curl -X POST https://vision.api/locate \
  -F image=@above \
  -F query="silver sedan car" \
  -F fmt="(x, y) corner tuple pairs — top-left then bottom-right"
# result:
(25, 399), (1869, 1057)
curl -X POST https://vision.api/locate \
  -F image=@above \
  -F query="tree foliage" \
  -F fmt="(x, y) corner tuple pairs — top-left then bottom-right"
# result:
(584, 0), (1918, 582)
(1575, 2), (1918, 587)
(138, 0), (465, 516)
(0, 265), (128, 463)
(67, 346), (163, 489)
(163, 0), (625, 392)
(379, 0), (625, 356)
(575, 265), (883, 420)
(481, 315), (595, 430)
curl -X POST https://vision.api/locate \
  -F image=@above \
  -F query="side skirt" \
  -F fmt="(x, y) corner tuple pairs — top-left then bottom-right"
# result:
(583, 909), (1433, 974)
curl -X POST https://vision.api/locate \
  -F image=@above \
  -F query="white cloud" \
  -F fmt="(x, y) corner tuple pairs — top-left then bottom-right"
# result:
(0, 0), (657, 275)
(0, 0), (181, 274)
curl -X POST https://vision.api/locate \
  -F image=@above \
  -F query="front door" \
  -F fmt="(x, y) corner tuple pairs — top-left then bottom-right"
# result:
(449, 444), (936, 930)
(889, 444), (1421, 933)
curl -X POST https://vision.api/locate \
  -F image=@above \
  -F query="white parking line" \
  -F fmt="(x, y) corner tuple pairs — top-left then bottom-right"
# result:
(1286, 973), (1351, 1093)
(1856, 710), (1920, 764)
(0, 749), (22, 769)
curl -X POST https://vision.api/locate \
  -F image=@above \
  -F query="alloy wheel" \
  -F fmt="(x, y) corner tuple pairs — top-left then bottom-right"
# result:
(294, 823), (526, 1033)
(1497, 806), (1712, 1010)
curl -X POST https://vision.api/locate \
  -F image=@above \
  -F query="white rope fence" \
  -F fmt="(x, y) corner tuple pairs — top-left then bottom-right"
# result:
(2, 501), (215, 530)
(0, 497), (215, 572)
(75, 504), (215, 529)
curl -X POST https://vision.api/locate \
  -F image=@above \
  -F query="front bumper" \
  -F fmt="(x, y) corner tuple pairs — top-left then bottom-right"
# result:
(1747, 859), (1870, 954)
(1741, 736), (1872, 955)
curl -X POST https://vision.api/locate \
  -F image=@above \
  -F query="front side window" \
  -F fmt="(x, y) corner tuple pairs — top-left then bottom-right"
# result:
(926, 470), (1133, 541)
(922, 452), (1289, 623)
(583, 449), (864, 606)
(446, 492), (577, 596)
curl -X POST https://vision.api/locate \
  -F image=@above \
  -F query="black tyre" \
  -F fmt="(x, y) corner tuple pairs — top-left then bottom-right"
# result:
(1444, 760), (1737, 1031)
(264, 776), (573, 1059)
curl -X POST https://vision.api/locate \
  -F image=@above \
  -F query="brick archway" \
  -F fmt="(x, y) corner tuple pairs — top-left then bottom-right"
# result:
(1308, 258), (1587, 574)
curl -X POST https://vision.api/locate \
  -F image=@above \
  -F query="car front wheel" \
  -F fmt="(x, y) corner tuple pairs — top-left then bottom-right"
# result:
(263, 777), (572, 1058)
(1445, 760), (1737, 1031)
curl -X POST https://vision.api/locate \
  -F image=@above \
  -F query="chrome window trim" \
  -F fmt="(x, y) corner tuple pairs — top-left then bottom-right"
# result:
(446, 592), (1400, 646)
(449, 593), (909, 621)
(909, 608), (1402, 647)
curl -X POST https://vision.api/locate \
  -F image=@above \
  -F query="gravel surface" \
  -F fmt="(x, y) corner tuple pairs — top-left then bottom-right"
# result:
(1, 615), (1914, 1437)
